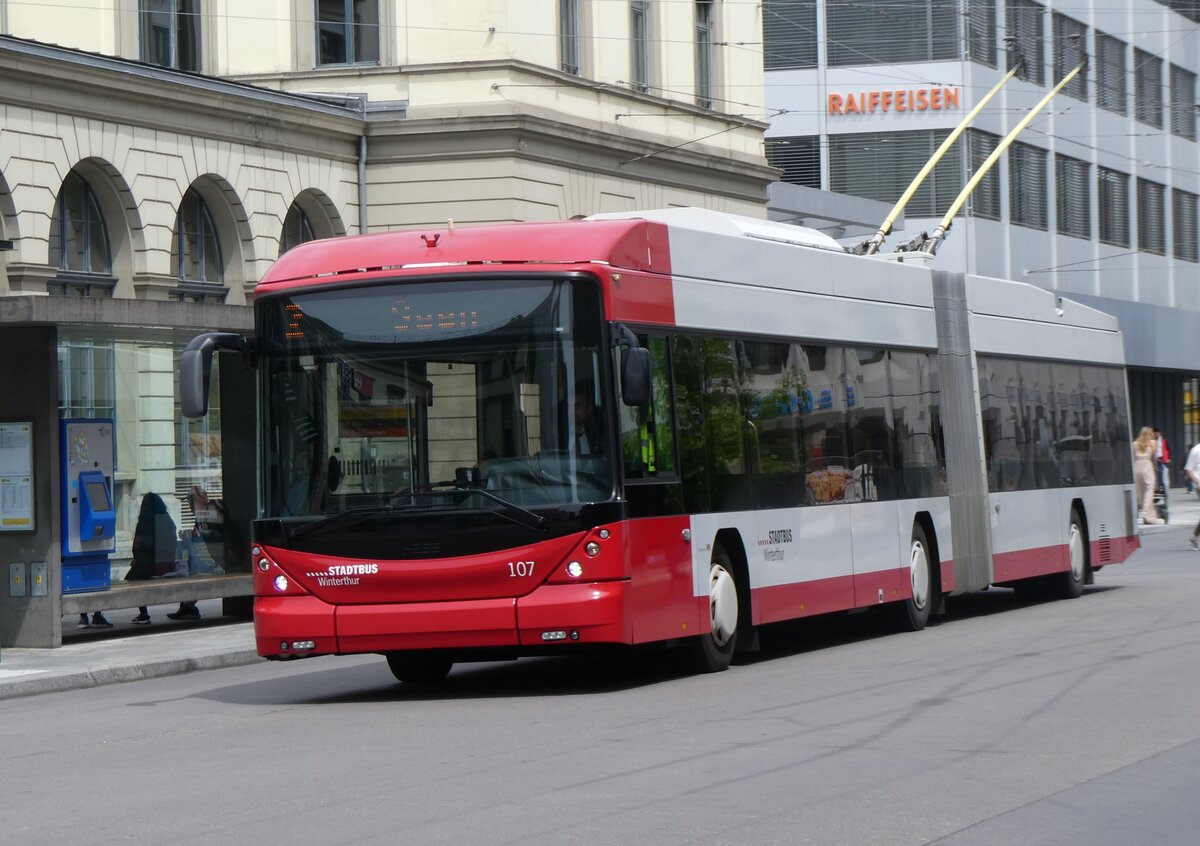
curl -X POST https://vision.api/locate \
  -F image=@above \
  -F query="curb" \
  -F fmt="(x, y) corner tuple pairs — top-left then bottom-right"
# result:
(0, 650), (264, 701)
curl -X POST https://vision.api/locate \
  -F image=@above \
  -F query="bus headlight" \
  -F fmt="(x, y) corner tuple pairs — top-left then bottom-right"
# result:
(273, 574), (289, 592)
(566, 561), (583, 578)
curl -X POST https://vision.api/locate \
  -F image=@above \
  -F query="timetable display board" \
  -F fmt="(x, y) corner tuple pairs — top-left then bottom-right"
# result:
(0, 422), (35, 533)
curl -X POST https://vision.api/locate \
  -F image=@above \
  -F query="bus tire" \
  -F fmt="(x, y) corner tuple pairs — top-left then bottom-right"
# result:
(1052, 511), (1087, 600)
(687, 551), (740, 673)
(386, 653), (453, 684)
(892, 523), (934, 631)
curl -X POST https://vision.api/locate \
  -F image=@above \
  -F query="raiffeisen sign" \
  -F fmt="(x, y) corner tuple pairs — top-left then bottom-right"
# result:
(828, 87), (961, 115)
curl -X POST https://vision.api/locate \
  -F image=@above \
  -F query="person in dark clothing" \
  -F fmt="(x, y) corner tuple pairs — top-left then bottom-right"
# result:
(127, 492), (199, 623)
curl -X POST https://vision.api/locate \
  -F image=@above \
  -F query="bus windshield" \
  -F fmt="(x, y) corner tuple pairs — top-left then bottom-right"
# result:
(258, 276), (613, 524)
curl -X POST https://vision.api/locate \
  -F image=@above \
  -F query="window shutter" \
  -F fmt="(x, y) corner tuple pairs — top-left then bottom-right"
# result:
(1095, 33), (1127, 115)
(1170, 65), (1197, 140)
(1173, 190), (1199, 263)
(827, 0), (959, 67)
(1006, 0), (1045, 85)
(1055, 155), (1090, 239)
(966, 130), (1001, 220)
(1098, 167), (1130, 247)
(1009, 142), (1048, 230)
(766, 136), (821, 188)
(967, 0), (997, 67)
(1134, 49), (1164, 128)
(829, 130), (961, 217)
(1137, 178), (1166, 255)
(1051, 13), (1088, 99)
(763, 0), (817, 70)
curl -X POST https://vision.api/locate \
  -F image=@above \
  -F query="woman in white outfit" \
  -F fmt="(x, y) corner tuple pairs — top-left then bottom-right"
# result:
(1133, 427), (1160, 525)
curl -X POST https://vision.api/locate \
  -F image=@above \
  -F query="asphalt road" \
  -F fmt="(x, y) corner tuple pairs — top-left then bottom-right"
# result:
(4, 525), (1199, 845)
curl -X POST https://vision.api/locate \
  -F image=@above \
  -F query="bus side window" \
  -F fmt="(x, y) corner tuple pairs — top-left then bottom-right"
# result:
(620, 335), (675, 479)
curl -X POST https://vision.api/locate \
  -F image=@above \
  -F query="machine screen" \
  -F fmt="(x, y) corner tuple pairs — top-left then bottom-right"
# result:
(84, 479), (111, 511)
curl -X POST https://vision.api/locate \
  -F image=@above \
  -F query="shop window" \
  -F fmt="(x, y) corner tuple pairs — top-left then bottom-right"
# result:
(173, 188), (222, 285)
(1098, 167), (1130, 247)
(1095, 32), (1127, 115)
(139, 0), (202, 71)
(764, 0), (817, 70)
(316, 0), (380, 66)
(50, 172), (114, 293)
(281, 203), (316, 255)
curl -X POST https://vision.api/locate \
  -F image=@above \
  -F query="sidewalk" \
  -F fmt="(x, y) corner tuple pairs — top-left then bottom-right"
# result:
(0, 598), (261, 700)
(2, 489), (1198, 701)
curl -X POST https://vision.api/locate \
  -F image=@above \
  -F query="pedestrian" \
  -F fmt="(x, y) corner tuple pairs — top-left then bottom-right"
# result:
(1133, 427), (1161, 525)
(127, 492), (176, 623)
(1155, 428), (1170, 511)
(1186, 442), (1200, 549)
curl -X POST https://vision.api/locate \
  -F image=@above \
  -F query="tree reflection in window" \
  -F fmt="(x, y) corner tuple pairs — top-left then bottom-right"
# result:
(50, 171), (111, 274)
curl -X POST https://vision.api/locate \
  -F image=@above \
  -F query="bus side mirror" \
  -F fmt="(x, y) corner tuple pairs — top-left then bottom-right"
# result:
(180, 332), (250, 418)
(621, 346), (651, 407)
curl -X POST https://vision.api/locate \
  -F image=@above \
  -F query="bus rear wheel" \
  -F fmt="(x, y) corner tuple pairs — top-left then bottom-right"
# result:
(386, 653), (453, 684)
(687, 552), (740, 673)
(892, 524), (934, 631)
(1051, 511), (1087, 599)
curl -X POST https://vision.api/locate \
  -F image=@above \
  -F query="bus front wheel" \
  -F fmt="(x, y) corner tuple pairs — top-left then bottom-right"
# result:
(688, 552), (740, 673)
(1051, 511), (1087, 599)
(386, 653), (453, 684)
(892, 524), (934, 631)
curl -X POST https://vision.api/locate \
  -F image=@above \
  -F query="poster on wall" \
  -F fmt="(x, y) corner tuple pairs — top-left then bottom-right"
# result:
(0, 422), (35, 532)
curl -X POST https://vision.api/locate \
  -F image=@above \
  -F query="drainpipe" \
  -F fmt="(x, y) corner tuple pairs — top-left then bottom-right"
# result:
(2, 0), (8, 35)
(357, 96), (368, 235)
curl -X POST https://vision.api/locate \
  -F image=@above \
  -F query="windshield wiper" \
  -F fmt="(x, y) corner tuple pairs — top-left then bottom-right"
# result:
(394, 481), (548, 531)
(287, 503), (411, 541)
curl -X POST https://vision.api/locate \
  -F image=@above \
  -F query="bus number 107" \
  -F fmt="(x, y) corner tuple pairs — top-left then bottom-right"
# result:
(507, 561), (535, 577)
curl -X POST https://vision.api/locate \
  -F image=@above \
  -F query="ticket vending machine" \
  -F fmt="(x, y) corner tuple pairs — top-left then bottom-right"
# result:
(60, 419), (117, 593)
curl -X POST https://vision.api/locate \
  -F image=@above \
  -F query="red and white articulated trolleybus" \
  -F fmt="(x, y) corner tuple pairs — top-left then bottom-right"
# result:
(181, 209), (1138, 683)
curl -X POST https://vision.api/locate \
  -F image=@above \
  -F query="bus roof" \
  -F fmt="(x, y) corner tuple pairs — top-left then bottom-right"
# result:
(257, 209), (846, 292)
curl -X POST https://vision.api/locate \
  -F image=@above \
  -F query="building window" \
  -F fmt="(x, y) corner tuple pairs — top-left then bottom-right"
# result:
(965, 129), (1001, 220)
(139, 0), (201, 71)
(281, 204), (316, 255)
(317, 0), (380, 65)
(1175, 189), (1199, 263)
(560, 0), (581, 75)
(50, 172), (111, 275)
(695, 0), (715, 108)
(829, 130), (961, 218)
(827, 0), (958, 67)
(173, 189), (222, 284)
(1137, 178), (1166, 255)
(764, 0), (817, 70)
(967, 0), (997, 67)
(765, 135), (820, 188)
(1051, 13), (1087, 100)
(1008, 141), (1047, 230)
(631, 0), (651, 92)
(1095, 32), (1127, 115)
(1134, 48), (1164, 128)
(1160, 0), (1200, 23)
(1170, 64), (1197, 140)
(1006, 0), (1045, 86)
(1098, 167), (1130, 247)
(58, 341), (116, 422)
(1055, 154), (1090, 239)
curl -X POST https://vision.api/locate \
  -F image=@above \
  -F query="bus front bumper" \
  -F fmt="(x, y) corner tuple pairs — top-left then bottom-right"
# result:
(255, 580), (632, 658)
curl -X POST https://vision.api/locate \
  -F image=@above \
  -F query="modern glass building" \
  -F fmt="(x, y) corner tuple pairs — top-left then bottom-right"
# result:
(764, 0), (1200, 464)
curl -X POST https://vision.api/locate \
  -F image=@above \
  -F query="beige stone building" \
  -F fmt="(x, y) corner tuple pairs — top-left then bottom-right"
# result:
(0, 1), (776, 647)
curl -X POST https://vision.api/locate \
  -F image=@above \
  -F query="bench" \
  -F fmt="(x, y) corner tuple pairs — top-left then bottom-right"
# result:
(60, 575), (254, 616)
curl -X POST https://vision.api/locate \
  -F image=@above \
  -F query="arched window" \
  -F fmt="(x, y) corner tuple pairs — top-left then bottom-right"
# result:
(281, 203), (316, 254)
(174, 188), (222, 284)
(51, 172), (111, 275)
